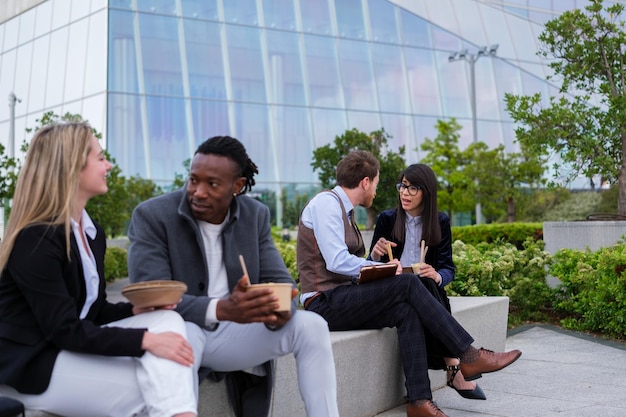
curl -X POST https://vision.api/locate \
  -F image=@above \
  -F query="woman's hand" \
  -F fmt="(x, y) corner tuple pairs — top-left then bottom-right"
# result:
(132, 302), (179, 316)
(141, 331), (194, 367)
(372, 238), (397, 261)
(417, 263), (441, 284)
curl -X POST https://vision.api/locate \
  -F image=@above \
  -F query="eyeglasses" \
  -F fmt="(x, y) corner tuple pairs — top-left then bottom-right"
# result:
(396, 182), (421, 196)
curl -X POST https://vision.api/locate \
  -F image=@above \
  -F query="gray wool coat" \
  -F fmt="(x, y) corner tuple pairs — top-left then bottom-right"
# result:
(127, 186), (297, 417)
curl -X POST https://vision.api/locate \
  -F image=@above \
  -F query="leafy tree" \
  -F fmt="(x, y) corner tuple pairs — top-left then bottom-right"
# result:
(311, 128), (406, 229)
(420, 119), (474, 220)
(464, 143), (546, 222)
(505, 0), (626, 215)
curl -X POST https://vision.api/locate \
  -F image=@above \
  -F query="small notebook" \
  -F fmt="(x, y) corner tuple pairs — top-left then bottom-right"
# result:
(357, 263), (397, 284)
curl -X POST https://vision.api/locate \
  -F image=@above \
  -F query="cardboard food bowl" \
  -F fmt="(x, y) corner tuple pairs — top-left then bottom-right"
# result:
(246, 282), (293, 312)
(411, 262), (423, 275)
(121, 280), (188, 308)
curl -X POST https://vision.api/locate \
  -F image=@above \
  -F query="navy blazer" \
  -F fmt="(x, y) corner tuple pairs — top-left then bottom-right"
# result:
(0, 223), (144, 394)
(368, 209), (455, 287)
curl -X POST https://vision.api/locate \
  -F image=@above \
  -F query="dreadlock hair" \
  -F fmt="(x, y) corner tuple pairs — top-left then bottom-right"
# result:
(390, 163), (441, 249)
(194, 136), (259, 194)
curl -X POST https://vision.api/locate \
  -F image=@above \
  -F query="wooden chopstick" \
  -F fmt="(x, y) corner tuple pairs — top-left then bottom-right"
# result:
(238, 254), (251, 286)
(386, 242), (394, 260)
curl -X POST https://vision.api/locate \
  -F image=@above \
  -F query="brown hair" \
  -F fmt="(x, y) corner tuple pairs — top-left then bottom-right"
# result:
(335, 150), (379, 189)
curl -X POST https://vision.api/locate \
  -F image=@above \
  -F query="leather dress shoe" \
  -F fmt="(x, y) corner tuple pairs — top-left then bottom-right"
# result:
(407, 400), (449, 417)
(460, 348), (522, 381)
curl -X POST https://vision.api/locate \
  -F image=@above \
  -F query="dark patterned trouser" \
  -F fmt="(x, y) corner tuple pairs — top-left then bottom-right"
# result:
(307, 274), (474, 400)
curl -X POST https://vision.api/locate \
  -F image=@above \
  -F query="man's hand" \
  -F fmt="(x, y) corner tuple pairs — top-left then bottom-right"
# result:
(216, 277), (294, 324)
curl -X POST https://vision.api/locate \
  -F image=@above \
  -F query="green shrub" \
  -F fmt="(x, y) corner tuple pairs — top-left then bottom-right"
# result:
(451, 222), (543, 248)
(104, 246), (128, 282)
(551, 243), (626, 339)
(450, 238), (555, 322)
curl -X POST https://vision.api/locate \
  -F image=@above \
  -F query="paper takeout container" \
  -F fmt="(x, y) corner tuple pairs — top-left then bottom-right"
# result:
(121, 280), (187, 308)
(246, 282), (293, 312)
(411, 262), (423, 275)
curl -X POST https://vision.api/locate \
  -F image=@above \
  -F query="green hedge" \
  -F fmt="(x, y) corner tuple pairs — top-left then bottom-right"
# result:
(550, 244), (626, 339)
(452, 222), (543, 248)
(104, 246), (128, 282)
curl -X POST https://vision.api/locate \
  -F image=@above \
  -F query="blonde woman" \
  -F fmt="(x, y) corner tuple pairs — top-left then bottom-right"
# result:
(0, 122), (197, 417)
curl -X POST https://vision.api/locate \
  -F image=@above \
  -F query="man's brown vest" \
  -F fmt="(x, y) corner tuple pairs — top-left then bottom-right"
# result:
(298, 190), (365, 293)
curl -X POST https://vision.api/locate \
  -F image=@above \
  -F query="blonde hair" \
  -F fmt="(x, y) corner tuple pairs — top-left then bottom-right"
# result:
(0, 122), (94, 272)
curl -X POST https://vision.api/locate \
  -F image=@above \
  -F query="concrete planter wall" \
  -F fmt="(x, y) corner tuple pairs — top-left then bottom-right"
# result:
(543, 221), (626, 254)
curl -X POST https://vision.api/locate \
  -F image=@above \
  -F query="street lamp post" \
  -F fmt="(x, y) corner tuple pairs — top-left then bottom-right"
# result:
(448, 44), (498, 224)
(8, 92), (21, 159)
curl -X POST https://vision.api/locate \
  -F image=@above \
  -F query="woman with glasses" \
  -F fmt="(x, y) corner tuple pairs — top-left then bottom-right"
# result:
(368, 163), (486, 401)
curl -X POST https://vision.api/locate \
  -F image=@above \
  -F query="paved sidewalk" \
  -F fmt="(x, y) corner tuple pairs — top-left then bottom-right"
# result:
(376, 325), (626, 417)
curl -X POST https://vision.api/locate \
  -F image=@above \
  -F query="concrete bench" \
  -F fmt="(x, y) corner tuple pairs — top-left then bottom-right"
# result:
(25, 296), (509, 417)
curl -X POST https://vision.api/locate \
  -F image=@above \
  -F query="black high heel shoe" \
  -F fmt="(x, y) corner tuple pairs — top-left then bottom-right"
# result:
(445, 364), (487, 400)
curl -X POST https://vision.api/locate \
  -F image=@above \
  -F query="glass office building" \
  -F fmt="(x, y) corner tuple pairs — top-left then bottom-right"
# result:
(0, 0), (618, 197)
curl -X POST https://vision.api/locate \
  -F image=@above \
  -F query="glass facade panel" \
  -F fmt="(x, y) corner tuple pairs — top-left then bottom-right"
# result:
(273, 106), (314, 183)
(300, 0), (333, 35)
(65, 18), (89, 102)
(311, 108), (347, 147)
(34, 1), (53, 38)
(368, 0), (398, 43)
(107, 93), (146, 177)
(263, 0), (296, 31)
(14, 43), (32, 111)
(190, 99), (230, 143)
(138, 13), (184, 96)
(440, 51), (470, 118)
(235, 103), (272, 182)
(108, 10), (140, 94)
(399, 10), (430, 47)
(266, 30), (306, 106)
(109, 0), (133, 10)
(46, 27), (69, 107)
(338, 39), (376, 111)
(146, 95), (190, 182)
(335, 0), (366, 40)
(17, 8), (36, 46)
(184, 20), (226, 99)
(380, 113), (415, 154)
(226, 25), (267, 103)
(477, 120), (504, 149)
(0, 50), (16, 121)
(405, 48), (441, 116)
(223, 0), (258, 25)
(136, 0), (177, 15)
(51, 0), (71, 30)
(430, 25), (464, 51)
(181, 0), (219, 20)
(371, 43), (410, 113)
(3, 17), (18, 50)
(304, 34), (343, 108)
(70, 0), (92, 20)
(347, 111), (381, 134)
(28, 37), (48, 112)
(84, 11), (107, 97)
(474, 59), (500, 121)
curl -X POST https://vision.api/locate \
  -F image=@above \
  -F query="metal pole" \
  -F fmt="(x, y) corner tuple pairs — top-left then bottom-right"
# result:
(468, 57), (483, 224)
(8, 92), (18, 159)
